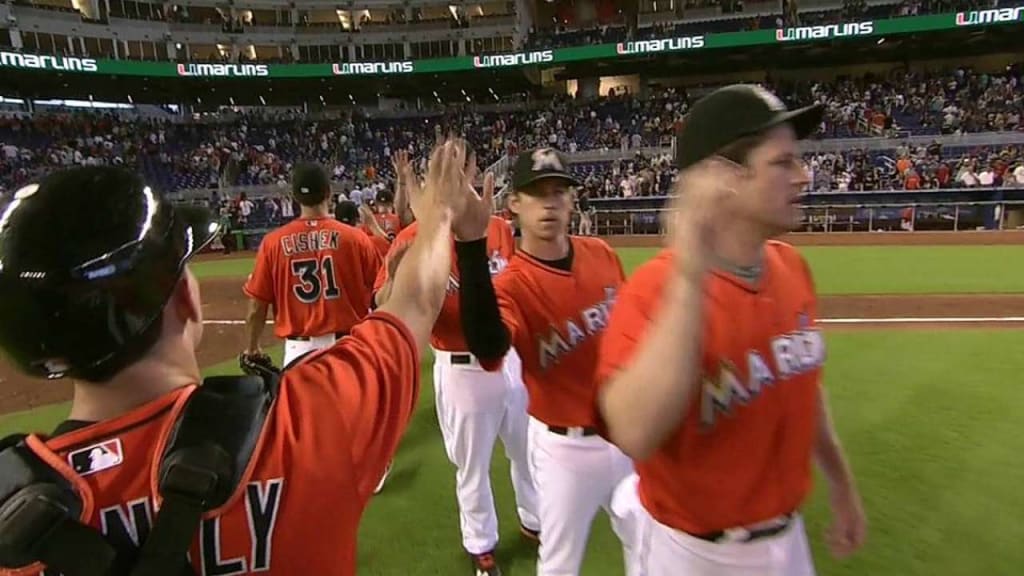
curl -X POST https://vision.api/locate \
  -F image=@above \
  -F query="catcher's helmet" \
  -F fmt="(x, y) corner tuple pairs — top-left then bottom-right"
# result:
(0, 167), (219, 382)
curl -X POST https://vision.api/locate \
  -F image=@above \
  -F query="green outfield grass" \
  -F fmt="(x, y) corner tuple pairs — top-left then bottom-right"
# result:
(2, 332), (1021, 576)
(191, 257), (261, 279)
(615, 245), (1024, 294)
(192, 244), (1024, 294)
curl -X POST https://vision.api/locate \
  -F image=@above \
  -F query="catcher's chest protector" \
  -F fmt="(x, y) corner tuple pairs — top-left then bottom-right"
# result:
(0, 373), (279, 576)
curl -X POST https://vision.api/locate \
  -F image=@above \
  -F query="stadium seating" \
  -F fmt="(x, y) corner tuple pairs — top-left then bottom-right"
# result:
(1, 66), (1021, 206)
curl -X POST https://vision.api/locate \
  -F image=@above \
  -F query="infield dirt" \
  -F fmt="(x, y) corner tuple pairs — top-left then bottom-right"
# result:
(0, 230), (1019, 415)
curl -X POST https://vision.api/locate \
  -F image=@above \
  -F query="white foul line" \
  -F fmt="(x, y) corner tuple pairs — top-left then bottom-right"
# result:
(205, 320), (262, 325)
(819, 316), (1024, 324)
(203, 317), (1024, 326)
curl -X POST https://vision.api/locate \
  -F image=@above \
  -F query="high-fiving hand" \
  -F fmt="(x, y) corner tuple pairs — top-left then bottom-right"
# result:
(452, 160), (494, 242)
(403, 137), (490, 240)
(392, 150), (411, 184)
(667, 156), (743, 282)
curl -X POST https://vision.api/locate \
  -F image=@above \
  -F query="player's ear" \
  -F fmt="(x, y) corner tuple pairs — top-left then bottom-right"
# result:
(508, 191), (522, 216)
(171, 267), (203, 325)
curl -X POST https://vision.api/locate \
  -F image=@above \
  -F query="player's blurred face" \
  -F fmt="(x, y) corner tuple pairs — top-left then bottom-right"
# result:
(737, 124), (810, 236)
(510, 179), (573, 241)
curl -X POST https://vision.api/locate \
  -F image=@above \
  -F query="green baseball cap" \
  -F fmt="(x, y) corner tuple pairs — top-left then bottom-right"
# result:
(675, 84), (823, 171)
(511, 148), (581, 192)
(291, 162), (330, 206)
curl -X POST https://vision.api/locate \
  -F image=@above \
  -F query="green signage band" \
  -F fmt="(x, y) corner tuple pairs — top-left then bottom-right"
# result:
(2, 7), (1021, 79)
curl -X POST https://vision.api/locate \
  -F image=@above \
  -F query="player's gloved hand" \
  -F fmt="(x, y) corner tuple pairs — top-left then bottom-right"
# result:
(239, 350), (279, 377)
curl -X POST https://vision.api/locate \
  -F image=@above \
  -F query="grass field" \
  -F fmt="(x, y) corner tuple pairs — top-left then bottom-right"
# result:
(192, 245), (1024, 294)
(4, 244), (1024, 576)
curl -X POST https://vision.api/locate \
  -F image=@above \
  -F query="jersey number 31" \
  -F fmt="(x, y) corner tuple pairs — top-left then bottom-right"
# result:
(291, 256), (341, 303)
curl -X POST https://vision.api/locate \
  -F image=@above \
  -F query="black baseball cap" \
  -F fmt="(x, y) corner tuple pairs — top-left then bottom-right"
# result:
(675, 84), (824, 171)
(291, 162), (330, 206)
(511, 148), (581, 192)
(334, 199), (359, 226)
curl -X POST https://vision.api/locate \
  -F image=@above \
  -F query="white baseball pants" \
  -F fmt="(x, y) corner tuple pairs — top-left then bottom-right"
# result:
(433, 349), (540, 555)
(622, 480), (816, 576)
(527, 416), (635, 576)
(283, 334), (339, 368)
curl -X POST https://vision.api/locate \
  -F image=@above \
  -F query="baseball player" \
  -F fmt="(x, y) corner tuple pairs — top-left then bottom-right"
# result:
(374, 161), (539, 576)
(455, 148), (634, 576)
(367, 182), (402, 239)
(391, 149), (416, 229)
(0, 138), (477, 575)
(336, 199), (391, 259)
(595, 84), (867, 575)
(243, 162), (382, 370)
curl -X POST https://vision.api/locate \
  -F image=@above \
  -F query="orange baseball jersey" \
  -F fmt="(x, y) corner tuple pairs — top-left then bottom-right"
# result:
(484, 237), (625, 428)
(364, 212), (401, 238)
(5, 312), (419, 576)
(595, 241), (825, 535)
(367, 233), (391, 260)
(244, 217), (382, 339)
(374, 216), (514, 352)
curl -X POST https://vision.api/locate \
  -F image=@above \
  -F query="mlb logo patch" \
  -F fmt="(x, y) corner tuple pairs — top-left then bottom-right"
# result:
(68, 439), (124, 476)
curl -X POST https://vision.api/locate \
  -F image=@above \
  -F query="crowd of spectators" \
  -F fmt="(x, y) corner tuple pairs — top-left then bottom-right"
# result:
(1, 66), (1021, 202)
(567, 144), (1024, 199)
(573, 153), (679, 200)
(781, 67), (1023, 138)
(199, 139), (1024, 239)
(806, 144), (1024, 192)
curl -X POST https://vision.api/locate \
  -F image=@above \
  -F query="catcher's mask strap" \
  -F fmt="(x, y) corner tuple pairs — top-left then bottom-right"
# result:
(0, 435), (118, 576)
(131, 372), (279, 576)
(0, 371), (280, 576)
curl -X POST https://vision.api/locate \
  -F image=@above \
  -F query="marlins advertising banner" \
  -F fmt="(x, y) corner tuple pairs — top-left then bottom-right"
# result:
(954, 6), (1024, 26)
(332, 61), (414, 75)
(0, 51), (97, 72)
(176, 63), (269, 77)
(616, 36), (705, 55)
(472, 50), (553, 68)
(775, 21), (874, 42)
(1, 10), (1021, 79)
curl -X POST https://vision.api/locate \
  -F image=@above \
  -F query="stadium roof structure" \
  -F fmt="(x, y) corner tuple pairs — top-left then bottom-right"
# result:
(1, 7), (1022, 106)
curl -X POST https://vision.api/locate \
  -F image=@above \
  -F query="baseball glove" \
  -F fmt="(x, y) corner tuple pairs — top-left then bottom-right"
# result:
(239, 351), (279, 378)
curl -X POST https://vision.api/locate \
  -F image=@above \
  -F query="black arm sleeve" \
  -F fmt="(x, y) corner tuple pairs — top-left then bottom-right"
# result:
(456, 239), (511, 362)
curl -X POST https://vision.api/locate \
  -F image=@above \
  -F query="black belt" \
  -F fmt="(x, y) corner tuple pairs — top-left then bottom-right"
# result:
(691, 513), (794, 543)
(287, 331), (348, 341)
(547, 425), (599, 437)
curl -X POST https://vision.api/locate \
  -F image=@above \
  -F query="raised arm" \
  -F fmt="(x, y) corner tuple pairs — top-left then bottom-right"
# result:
(598, 158), (740, 460)
(360, 204), (391, 241)
(392, 150), (416, 228)
(377, 138), (475, 350)
(453, 172), (512, 364)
